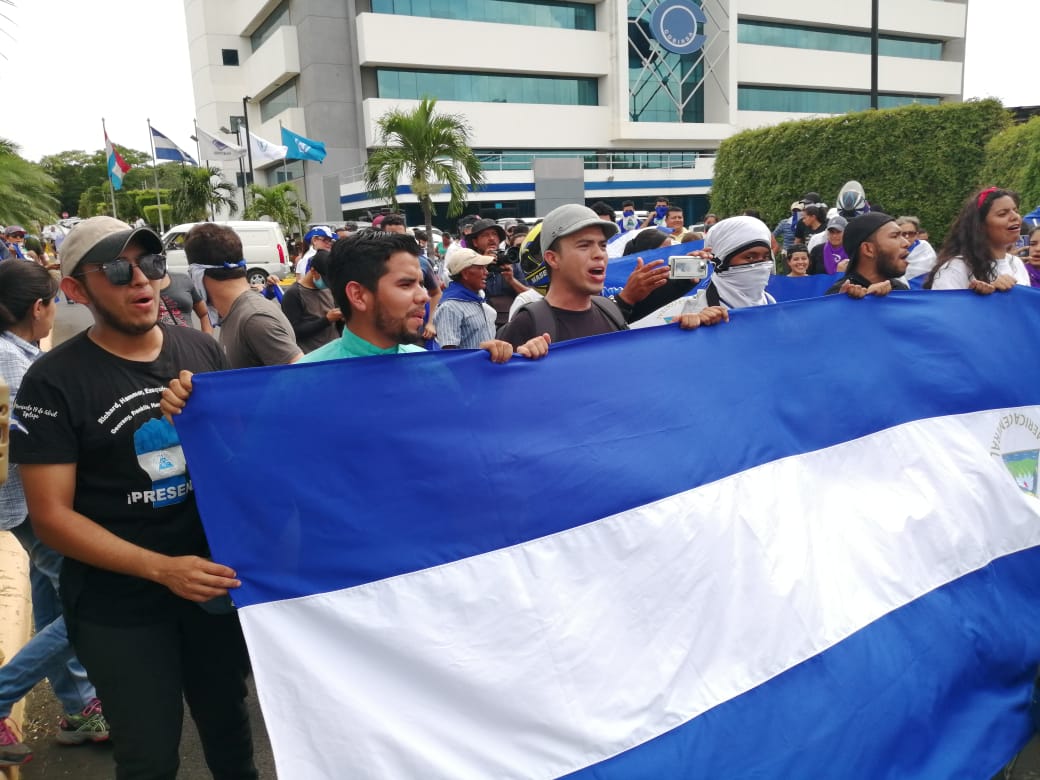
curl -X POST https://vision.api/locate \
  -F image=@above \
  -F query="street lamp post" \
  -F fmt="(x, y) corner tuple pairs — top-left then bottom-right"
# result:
(220, 125), (248, 213)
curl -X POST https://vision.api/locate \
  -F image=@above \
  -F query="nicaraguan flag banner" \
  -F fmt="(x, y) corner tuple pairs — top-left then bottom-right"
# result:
(175, 290), (1040, 779)
(280, 126), (327, 163)
(150, 125), (198, 166)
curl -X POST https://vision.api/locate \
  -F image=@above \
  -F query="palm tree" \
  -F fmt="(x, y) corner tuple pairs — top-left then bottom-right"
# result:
(169, 165), (238, 223)
(365, 97), (484, 250)
(243, 182), (311, 238)
(0, 138), (59, 226)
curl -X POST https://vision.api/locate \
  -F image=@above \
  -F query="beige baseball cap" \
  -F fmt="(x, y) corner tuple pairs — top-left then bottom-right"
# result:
(59, 216), (163, 277)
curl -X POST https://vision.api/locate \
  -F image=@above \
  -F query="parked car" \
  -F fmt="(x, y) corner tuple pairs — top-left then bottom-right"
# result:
(162, 221), (291, 286)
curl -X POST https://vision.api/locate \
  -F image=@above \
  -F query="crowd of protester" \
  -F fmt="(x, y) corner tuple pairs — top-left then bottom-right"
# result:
(0, 183), (1037, 775)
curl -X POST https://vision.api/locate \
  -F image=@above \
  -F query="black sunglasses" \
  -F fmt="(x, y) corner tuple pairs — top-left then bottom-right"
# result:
(80, 254), (167, 285)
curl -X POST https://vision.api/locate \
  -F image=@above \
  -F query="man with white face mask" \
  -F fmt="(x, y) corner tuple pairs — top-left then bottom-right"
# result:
(703, 216), (776, 309)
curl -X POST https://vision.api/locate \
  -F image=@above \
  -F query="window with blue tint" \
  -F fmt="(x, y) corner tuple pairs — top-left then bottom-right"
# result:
(250, 0), (290, 52)
(738, 86), (940, 113)
(371, 0), (594, 30)
(375, 69), (599, 106)
(627, 0), (705, 123)
(259, 79), (299, 122)
(473, 150), (703, 171)
(738, 20), (942, 60)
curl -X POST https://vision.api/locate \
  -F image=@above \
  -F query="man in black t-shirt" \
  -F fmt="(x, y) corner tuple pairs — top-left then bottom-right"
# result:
(11, 216), (257, 780)
(498, 205), (728, 346)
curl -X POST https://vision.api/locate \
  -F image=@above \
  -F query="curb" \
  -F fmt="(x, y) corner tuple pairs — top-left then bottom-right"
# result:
(0, 532), (31, 779)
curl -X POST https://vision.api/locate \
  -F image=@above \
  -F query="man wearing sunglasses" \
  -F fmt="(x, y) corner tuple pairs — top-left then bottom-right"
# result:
(4, 226), (28, 260)
(11, 216), (258, 779)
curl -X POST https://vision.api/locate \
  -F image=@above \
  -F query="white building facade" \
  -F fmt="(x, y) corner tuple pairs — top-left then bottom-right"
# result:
(183, 0), (968, 225)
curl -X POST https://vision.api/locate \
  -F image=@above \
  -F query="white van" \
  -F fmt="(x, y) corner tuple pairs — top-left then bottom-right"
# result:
(161, 221), (291, 286)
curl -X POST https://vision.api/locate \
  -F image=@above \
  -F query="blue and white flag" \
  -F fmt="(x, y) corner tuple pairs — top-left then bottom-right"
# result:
(150, 125), (197, 166)
(176, 290), (1040, 780)
(281, 126), (327, 163)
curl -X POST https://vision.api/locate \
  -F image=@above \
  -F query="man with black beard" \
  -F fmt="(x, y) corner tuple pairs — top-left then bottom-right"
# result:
(825, 213), (911, 297)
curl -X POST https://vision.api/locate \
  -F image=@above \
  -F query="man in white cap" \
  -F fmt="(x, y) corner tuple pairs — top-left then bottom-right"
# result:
(11, 216), (257, 779)
(498, 204), (727, 346)
(433, 248), (499, 350)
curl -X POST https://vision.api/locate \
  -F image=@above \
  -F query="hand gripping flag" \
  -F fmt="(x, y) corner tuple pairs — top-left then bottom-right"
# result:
(247, 131), (287, 165)
(105, 131), (131, 191)
(195, 126), (246, 161)
(280, 127), (326, 163)
(150, 126), (198, 166)
(176, 289), (1040, 780)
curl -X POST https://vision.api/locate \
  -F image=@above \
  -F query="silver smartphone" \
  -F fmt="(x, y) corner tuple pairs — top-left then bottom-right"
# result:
(668, 256), (708, 280)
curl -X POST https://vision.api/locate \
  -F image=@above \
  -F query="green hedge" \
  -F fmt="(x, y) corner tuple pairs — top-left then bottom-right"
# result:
(142, 204), (173, 227)
(980, 116), (1040, 212)
(711, 99), (1012, 240)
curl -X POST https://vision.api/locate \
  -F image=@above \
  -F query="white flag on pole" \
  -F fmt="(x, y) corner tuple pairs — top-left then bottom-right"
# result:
(195, 126), (246, 161)
(248, 131), (288, 164)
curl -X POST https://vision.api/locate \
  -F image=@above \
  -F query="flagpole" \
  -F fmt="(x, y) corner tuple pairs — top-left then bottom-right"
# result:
(101, 117), (118, 220)
(279, 120), (306, 241)
(194, 119), (216, 221)
(242, 96), (255, 207)
(146, 118), (166, 233)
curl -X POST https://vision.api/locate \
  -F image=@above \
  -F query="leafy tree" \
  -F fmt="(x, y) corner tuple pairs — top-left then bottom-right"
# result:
(0, 138), (59, 226)
(243, 182), (311, 237)
(169, 165), (238, 224)
(39, 146), (167, 218)
(365, 97), (484, 251)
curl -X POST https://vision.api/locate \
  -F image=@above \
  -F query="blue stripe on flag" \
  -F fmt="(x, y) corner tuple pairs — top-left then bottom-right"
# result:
(767, 272), (841, 301)
(562, 545), (1040, 779)
(175, 288), (1040, 608)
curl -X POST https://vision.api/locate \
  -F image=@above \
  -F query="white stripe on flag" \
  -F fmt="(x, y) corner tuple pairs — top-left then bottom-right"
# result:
(240, 406), (1040, 779)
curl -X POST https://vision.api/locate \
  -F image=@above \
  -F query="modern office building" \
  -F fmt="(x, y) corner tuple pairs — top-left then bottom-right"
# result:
(183, 0), (969, 225)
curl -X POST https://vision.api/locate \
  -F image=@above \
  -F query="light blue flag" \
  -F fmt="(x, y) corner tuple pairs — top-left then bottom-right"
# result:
(280, 127), (326, 163)
(176, 290), (1040, 780)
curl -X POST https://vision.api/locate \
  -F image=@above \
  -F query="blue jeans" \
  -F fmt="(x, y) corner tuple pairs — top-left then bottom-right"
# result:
(0, 520), (96, 717)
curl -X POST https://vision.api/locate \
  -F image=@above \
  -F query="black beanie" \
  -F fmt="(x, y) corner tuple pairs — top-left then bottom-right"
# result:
(842, 212), (894, 264)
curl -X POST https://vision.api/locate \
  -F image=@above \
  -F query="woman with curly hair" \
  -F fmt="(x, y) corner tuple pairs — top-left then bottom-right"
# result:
(925, 187), (1029, 294)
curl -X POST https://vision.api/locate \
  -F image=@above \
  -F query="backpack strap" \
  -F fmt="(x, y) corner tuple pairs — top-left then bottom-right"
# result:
(522, 298), (558, 343)
(519, 296), (627, 342)
(590, 296), (628, 332)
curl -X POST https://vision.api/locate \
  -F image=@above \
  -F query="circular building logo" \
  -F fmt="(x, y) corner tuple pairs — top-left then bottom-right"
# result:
(650, 0), (707, 55)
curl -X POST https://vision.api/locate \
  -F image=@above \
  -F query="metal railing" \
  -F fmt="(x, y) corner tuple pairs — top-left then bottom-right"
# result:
(338, 151), (715, 185)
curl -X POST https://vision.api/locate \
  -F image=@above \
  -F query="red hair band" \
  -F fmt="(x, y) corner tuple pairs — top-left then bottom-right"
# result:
(976, 186), (999, 210)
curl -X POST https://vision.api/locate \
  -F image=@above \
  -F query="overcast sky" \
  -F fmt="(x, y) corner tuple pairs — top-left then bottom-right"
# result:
(0, 0), (1036, 163)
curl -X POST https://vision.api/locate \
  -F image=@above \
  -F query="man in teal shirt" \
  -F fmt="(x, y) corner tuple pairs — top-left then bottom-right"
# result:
(300, 230), (546, 363)
(161, 232), (548, 415)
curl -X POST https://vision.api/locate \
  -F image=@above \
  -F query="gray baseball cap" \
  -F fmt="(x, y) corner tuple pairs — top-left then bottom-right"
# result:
(540, 204), (619, 249)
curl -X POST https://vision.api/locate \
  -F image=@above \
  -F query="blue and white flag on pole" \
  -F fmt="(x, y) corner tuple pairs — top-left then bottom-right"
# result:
(281, 126), (327, 163)
(176, 290), (1040, 780)
(150, 126), (197, 166)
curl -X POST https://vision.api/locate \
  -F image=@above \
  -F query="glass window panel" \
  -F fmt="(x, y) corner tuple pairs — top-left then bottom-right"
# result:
(370, 0), (596, 30)
(373, 69), (598, 106)
(259, 79), (298, 122)
(250, 0), (290, 52)
(738, 20), (942, 61)
(738, 86), (939, 113)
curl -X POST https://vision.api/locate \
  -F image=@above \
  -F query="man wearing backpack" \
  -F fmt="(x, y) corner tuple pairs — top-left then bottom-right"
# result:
(497, 204), (727, 347)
